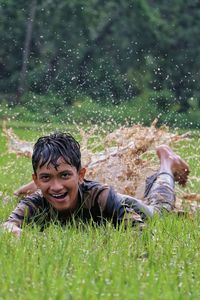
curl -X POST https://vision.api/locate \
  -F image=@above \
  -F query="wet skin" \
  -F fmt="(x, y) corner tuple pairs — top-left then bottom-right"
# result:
(32, 157), (85, 212)
(156, 144), (190, 186)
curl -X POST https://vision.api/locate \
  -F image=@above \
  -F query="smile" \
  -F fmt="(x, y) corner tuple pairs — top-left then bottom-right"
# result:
(50, 191), (68, 200)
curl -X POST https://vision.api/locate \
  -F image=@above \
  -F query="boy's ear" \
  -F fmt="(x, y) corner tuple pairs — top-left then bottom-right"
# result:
(32, 173), (38, 186)
(78, 167), (86, 183)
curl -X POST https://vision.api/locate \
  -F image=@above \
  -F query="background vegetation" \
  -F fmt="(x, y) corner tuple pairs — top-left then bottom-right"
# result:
(0, 0), (200, 128)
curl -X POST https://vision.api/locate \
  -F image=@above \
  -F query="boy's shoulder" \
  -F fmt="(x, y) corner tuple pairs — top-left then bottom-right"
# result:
(79, 179), (124, 216)
(81, 179), (108, 191)
(79, 179), (113, 210)
(21, 190), (48, 208)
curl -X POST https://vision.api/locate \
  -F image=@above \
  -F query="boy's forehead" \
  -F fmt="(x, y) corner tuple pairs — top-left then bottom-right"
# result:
(38, 156), (72, 170)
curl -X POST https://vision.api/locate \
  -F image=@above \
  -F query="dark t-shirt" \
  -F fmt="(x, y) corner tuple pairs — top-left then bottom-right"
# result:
(6, 179), (144, 228)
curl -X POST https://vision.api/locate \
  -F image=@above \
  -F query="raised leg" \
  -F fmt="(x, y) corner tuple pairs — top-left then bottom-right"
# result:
(144, 144), (189, 213)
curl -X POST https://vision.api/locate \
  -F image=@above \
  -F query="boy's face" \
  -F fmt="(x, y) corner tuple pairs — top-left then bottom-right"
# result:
(32, 157), (85, 212)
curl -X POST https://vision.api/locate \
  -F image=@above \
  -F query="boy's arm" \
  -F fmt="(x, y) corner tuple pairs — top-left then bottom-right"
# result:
(2, 222), (22, 238)
(99, 188), (144, 226)
(14, 181), (38, 197)
(3, 192), (43, 237)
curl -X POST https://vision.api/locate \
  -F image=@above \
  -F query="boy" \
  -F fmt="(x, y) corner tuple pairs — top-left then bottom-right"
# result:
(3, 132), (189, 237)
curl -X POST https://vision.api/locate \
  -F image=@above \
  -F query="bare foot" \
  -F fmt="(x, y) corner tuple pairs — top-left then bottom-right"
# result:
(156, 144), (190, 186)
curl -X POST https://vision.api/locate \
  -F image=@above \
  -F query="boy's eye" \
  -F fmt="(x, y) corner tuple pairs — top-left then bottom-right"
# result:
(61, 172), (71, 179)
(39, 175), (50, 182)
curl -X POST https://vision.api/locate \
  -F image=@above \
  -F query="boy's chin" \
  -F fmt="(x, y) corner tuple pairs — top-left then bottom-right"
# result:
(47, 197), (76, 211)
(50, 199), (69, 210)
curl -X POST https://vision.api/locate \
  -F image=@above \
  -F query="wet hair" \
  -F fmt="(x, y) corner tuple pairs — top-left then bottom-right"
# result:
(32, 132), (81, 174)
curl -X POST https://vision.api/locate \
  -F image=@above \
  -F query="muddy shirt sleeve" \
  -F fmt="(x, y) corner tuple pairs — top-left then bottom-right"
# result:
(102, 188), (144, 226)
(4, 191), (44, 228)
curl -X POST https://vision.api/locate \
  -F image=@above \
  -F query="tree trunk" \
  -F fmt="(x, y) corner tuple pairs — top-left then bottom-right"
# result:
(17, 0), (37, 103)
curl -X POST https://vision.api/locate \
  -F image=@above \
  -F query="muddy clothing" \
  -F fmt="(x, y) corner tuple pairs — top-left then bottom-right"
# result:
(5, 173), (175, 229)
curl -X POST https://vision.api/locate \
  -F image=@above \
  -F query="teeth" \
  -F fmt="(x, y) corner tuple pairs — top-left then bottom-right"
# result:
(50, 192), (68, 199)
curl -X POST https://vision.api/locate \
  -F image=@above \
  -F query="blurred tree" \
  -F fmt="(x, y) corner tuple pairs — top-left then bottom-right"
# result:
(0, 0), (199, 114)
(0, 0), (29, 96)
(148, 0), (200, 112)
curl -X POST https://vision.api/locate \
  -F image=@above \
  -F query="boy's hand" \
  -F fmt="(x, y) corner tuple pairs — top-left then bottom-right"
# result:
(2, 222), (22, 238)
(14, 181), (38, 197)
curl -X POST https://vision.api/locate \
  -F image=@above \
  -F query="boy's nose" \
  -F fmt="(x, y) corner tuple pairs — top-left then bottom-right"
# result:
(50, 180), (63, 192)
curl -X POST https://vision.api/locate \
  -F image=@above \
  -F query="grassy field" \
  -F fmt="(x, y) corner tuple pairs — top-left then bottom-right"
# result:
(0, 122), (200, 300)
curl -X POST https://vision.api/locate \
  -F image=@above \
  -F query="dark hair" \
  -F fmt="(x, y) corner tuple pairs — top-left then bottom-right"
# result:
(32, 132), (81, 174)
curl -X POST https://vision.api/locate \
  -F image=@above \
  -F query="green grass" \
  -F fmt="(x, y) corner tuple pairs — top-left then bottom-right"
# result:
(0, 122), (200, 300)
(1, 217), (200, 299)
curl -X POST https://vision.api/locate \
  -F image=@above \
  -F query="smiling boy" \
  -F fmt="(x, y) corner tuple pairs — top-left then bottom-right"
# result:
(3, 132), (189, 237)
